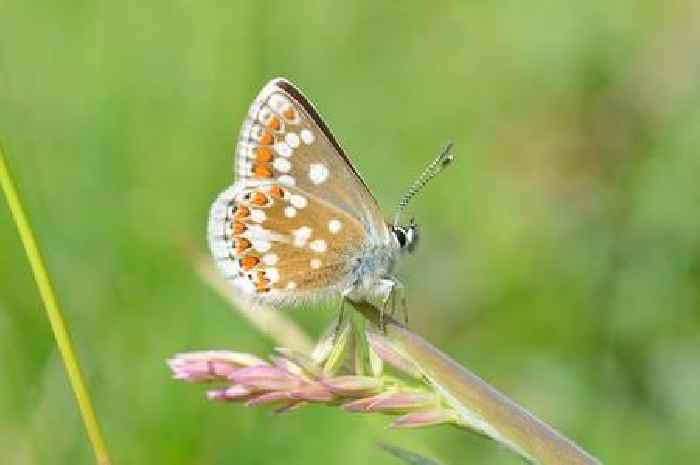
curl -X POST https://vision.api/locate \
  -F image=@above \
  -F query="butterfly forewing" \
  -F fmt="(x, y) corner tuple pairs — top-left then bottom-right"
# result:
(208, 78), (389, 303)
(237, 78), (386, 236)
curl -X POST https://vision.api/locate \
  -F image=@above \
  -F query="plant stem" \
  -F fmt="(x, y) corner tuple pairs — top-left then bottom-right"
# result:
(0, 144), (112, 465)
(350, 301), (601, 465)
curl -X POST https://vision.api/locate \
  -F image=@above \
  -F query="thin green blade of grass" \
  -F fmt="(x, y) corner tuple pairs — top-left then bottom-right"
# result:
(0, 143), (112, 465)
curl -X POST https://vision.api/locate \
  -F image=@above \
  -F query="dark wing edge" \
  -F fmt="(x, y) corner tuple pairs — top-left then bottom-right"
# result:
(273, 78), (378, 205)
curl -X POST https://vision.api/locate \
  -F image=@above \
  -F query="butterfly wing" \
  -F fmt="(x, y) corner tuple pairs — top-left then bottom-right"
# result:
(237, 78), (387, 238)
(208, 78), (390, 304)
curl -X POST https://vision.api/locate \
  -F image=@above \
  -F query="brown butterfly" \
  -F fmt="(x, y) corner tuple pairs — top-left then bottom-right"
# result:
(208, 78), (452, 315)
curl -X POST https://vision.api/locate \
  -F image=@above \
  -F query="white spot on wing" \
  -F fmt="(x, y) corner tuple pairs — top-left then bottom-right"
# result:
(284, 206), (297, 218)
(239, 144), (254, 160)
(238, 159), (252, 176)
(262, 253), (278, 266)
(301, 129), (315, 145)
(258, 107), (273, 125)
(269, 94), (290, 112)
(285, 133), (300, 148)
(273, 157), (291, 173)
(246, 224), (265, 235)
(250, 124), (265, 142)
(292, 226), (312, 247)
(328, 219), (342, 234)
(265, 268), (280, 283)
(309, 163), (329, 185)
(310, 258), (322, 269)
(309, 239), (327, 253)
(286, 281), (297, 290)
(250, 209), (266, 223)
(290, 194), (308, 209)
(240, 119), (254, 139)
(278, 175), (295, 186)
(275, 142), (292, 158)
(252, 240), (271, 253)
(210, 241), (231, 259)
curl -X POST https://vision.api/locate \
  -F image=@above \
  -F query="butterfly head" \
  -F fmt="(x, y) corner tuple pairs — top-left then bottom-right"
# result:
(390, 142), (453, 255)
(391, 218), (419, 253)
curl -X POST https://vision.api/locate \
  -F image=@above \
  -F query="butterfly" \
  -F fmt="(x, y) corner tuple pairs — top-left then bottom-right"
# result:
(207, 77), (452, 317)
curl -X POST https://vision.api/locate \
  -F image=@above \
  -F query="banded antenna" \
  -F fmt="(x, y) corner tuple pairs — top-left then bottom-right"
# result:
(393, 142), (455, 226)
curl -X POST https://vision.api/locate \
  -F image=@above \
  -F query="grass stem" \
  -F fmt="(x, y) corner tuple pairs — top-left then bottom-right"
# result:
(0, 143), (112, 465)
(350, 300), (601, 465)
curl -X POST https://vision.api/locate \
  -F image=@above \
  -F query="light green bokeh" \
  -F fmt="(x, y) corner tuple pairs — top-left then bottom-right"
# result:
(1, 2), (698, 464)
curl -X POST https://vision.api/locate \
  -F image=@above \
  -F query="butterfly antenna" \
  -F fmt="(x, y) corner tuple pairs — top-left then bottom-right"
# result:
(393, 142), (455, 226)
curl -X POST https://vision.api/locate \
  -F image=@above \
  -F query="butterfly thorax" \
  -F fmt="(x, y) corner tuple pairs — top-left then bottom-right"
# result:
(343, 219), (419, 302)
(344, 238), (400, 302)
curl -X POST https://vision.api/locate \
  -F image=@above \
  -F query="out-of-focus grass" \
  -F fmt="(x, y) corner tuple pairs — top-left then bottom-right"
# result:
(1, 2), (699, 464)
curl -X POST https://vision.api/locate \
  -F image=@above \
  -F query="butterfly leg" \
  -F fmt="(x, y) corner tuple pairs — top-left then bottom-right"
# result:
(335, 297), (347, 335)
(376, 278), (399, 332)
(389, 278), (408, 325)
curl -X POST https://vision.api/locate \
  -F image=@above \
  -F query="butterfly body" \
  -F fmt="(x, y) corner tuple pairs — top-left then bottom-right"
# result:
(208, 78), (418, 310)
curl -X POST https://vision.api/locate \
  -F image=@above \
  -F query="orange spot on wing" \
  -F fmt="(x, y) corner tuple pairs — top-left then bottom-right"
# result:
(267, 117), (281, 131)
(269, 185), (285, 198)
(234, 206), (250, 220)
(253, 163), (273, 178)
(255, 146), (273, 162)
(256, 284), (270, 293)
(239, 255), (260, 270)
(233, 222), (247, 235)
(282, 107), (296, 120)
(255, 271), (270, 293)
(235, 238), (251, 253)
(259, 131), (274, 145)
(251, 191), (268, 206)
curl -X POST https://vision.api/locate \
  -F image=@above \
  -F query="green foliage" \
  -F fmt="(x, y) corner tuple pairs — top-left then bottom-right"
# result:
(1, 1), (698, 464)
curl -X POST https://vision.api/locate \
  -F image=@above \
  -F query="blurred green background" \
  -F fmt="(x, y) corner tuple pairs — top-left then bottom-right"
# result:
(1, 1), (699, 464)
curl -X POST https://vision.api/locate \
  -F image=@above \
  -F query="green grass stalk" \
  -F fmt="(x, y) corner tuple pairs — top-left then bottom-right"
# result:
(350, 301), (601, 465)
(0, 143), (112, 465)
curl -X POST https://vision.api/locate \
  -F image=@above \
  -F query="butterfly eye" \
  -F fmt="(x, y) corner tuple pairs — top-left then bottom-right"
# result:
(393, 227), (407, 248)
(407, 224), (419, 253)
